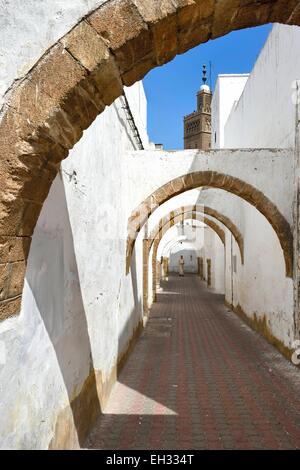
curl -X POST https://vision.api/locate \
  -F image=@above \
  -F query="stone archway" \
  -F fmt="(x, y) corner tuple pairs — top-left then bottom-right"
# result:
(1, 0), (299, 319)
(127, 171), (293, 278)
(148, 205), (244, 263)
(142, 202), (244, 309)
(145, 211), (225, 308)
(152, 210), (226, 247)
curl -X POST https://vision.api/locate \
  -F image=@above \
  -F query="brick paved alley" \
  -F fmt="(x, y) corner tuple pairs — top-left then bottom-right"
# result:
(85, 275), (300, 450)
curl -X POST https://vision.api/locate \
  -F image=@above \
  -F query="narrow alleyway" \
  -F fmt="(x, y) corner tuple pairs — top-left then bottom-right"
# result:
(85, 275), (300, 450)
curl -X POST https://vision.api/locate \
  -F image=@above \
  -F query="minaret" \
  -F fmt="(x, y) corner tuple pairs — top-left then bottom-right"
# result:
(184, 64), (212, 150)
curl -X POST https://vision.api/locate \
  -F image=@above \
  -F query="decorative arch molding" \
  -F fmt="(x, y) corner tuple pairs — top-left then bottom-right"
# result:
(148, 205), (244, 263)
(1, 1), (299, 318)
(127, 171), (293, 278)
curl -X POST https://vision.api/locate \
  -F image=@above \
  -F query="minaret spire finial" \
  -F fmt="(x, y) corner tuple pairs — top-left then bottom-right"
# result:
(202, 64), (207, 85)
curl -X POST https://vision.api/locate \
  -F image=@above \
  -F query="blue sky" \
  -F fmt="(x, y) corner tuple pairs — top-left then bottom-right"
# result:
(143, 24), (272, 150)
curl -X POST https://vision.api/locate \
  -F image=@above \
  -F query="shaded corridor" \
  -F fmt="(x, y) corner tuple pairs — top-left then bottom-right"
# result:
(85, 275), (300, 450)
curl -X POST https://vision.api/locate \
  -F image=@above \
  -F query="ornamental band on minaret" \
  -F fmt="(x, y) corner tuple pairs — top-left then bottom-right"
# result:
(184, 64), (212, 150)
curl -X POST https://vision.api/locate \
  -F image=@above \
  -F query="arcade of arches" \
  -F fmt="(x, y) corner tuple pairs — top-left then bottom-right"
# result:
(1, 0), (300, 450)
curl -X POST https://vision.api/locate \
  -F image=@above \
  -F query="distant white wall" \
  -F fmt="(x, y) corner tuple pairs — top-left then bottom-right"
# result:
(155, 221), (224, 292)
(157, 223), (205, 273)
(169, 244), (198, 273)
(157, 222), (205, 272)
(168, 224), (204, 274)
(225, 24), (300, 148)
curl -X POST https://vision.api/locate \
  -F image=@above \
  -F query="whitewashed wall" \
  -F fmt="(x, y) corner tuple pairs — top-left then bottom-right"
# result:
(200, 189), (294, 349)
(211, 24), (297, 352)
(0, 83), (148, 449)
(225, 24), (300, 148)
(202, 228), (225, 294)
(124, 148), (293, 225)
(237, 203), (293, 345)
(211, 74), (249, 149)
(0, 0), (151, 450)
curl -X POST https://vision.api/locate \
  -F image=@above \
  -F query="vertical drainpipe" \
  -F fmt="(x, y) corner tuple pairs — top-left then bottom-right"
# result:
(293, 80), (300, 339)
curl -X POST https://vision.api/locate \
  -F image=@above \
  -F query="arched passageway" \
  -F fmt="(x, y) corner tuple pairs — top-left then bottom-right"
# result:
(127, 171), (292, 278)
(148, 205), (243, 263)
(0, 0), (299, 319)
(168, 242), (198, 274)
(146, 212), (225, 306)
(1, 0), (300, 452)
(151, 210), (225, 249)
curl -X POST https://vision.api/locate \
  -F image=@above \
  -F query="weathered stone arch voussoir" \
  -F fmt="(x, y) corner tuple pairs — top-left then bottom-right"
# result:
(1, 0), (299, 317)
(127, 172), (293, 278)
(148, 205), (244, 263)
